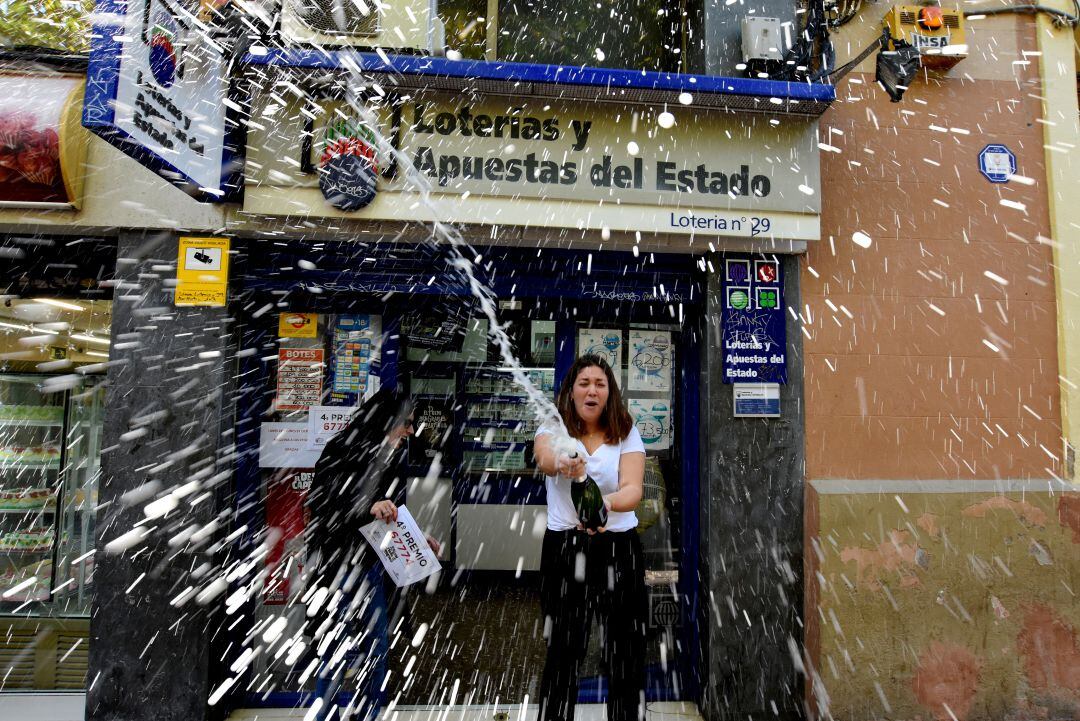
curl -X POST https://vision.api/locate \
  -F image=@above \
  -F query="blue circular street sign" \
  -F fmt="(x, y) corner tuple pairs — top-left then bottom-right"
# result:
(979, 144), (1017, 184)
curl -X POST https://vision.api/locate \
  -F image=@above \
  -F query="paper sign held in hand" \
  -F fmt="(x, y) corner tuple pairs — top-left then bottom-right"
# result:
(359, 505), (441, 588)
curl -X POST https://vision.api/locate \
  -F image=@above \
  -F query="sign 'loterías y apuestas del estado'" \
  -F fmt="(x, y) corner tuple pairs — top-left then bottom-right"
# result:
(408, 103), (773, 198)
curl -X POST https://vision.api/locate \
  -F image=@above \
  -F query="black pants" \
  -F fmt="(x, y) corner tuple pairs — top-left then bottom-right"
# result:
(538, 529), (647, 721)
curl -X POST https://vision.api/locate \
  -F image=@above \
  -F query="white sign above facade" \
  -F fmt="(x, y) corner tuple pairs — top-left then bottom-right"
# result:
(243, 94), (822, 241)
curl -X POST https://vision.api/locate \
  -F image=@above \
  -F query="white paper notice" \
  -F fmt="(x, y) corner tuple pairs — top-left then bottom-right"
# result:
(629, 330), (673, 393)
(629, 399), (672, 451)
(259, 423), (323, 469)
(578, 328), (624, 380)
(359, 506), (441, 588)
(306, 405), (359, 450)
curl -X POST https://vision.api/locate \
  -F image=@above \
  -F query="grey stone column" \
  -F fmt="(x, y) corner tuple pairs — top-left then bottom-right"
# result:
(700, 253), (805, 721)
(87, 231), (236, 721)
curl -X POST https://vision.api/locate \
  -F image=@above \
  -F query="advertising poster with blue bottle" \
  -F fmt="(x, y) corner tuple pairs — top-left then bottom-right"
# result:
(721, 256), (787, 384)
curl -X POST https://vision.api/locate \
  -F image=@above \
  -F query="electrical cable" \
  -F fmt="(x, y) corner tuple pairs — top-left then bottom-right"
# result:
(769, 0), (834, 81)
(821, 28), (887, 83)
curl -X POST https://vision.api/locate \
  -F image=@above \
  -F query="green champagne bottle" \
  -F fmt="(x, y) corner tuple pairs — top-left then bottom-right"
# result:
(568, 452), (608, 530)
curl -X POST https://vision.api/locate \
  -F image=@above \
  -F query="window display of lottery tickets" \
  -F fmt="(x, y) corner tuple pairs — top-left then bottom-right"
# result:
(402, 315), (555, 571)
(252, 312), (383, 693)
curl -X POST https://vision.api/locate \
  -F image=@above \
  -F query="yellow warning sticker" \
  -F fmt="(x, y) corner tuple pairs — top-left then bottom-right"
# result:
(175, 236), (230, 307)
(279, 312), (319, 338)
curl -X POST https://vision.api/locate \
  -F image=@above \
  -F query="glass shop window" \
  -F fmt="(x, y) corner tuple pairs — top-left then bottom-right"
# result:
(0, 297), (111, 690)
(441, 0), (685, 71)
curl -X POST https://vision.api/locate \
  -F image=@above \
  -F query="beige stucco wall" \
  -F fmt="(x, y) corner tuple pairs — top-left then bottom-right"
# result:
(808, 480), (1080, 721)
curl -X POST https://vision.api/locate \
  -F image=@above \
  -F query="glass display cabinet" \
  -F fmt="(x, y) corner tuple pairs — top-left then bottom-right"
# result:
(0, 374), (103, 615)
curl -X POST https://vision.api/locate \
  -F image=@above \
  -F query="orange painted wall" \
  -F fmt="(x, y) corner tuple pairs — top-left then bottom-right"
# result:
(805, 15), (1062, 481)
(803, 13), (1077, 721)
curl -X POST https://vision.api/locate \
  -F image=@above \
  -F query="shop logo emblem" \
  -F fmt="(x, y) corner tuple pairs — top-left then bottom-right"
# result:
(727, 288), (750, 310)
(319, 117), (381, 212)
(726, 259), (750, 284)
(284, 313), (312, 330)
(756, 288), (778, 309)
(755, 260), (778, 283)
(148, 12), (181, 88)
(651, 598), (679, 627)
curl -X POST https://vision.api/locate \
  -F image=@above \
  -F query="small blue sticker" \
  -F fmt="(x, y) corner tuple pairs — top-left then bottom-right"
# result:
(979, 144), (1016, 184)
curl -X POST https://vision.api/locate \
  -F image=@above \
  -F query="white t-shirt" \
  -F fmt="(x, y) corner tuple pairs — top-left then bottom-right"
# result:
(535, 425), (646, 532)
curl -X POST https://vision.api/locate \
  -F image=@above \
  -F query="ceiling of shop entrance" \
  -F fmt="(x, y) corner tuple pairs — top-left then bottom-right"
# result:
(0, 299), (111, 365)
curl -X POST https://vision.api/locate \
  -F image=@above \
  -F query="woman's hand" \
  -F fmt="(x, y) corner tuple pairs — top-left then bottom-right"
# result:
(425, 534), (442, 557)
(557, 453), (586, 479)
(371, 500), (398, 523)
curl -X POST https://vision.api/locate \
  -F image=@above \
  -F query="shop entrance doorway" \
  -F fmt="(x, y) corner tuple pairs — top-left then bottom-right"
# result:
(229, 241), (703, 714)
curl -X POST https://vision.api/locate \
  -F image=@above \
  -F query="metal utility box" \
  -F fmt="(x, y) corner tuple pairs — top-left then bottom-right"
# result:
(883, 4), (967, 70)
(741, 16), (788, 69)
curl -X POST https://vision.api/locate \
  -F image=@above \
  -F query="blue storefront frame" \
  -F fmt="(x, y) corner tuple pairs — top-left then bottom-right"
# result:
(228, 239), (705, 711)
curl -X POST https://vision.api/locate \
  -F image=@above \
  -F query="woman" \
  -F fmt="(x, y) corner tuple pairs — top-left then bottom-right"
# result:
(533, 354), (648, 721)
(305, 386), (439, 721)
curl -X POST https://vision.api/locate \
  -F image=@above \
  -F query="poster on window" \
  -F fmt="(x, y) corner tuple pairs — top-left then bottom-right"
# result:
(629, 399), (672, 451)
(578, 328), (623, 378)
(263, 468), (312, 604)
(409, 397), (453, 467)
(0, 75), (88, 208)
(328, 314), (379, 406)
(629, 331), (673, 393)
(259, 422), (323, 468)
(721, 256), (787, 384)
(275, 348), (324, 411)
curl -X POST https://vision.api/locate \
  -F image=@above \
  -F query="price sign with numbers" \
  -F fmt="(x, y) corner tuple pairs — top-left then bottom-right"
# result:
(306, 405), (359, 451)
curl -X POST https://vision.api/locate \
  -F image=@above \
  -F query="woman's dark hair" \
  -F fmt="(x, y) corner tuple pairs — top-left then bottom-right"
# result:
(339, 385), (414, 449)
(556, 354), (633, 443)
(307, 385), (413, 576)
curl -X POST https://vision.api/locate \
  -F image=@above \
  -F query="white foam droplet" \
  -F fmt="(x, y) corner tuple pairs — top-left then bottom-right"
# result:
(852, 231), (872, 248)
(144, 494), (179, 519)
(445, 49), (463, 61)
(595, 48), (605, 61)
(411, 622), (429, 647)
(626, 141), (640, 155)
(601, 226), (611, 241)
(657, 111), (676, 129)
(678, 92), (693, 105)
